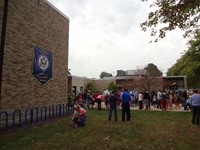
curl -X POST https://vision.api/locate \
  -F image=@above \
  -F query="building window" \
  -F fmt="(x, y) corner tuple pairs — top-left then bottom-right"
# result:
(80, 87), (83, 93)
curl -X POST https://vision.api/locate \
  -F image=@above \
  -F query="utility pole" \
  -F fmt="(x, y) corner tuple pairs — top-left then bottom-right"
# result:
(0, 0), (9, 110)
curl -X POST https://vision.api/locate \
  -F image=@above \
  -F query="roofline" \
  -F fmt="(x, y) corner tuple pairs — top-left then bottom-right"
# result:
(163, 76), (187, 78)
(44, 0), (70, 21)
(163, 76), (187, 79)
(70, 75), (92, 79)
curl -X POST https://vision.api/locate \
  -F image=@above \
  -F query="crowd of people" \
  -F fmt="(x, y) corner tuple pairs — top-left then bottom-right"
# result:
(69, 88), (200, 127)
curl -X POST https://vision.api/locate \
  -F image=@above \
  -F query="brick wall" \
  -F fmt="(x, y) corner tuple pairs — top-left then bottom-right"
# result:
(1, 0), (69, 112)
(93, 79), (116, 93)
(0, 1), (3, 32)
(71, 76), (85, 94)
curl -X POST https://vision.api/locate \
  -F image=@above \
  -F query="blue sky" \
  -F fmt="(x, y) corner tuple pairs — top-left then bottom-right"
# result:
(47, 0), (189, 78)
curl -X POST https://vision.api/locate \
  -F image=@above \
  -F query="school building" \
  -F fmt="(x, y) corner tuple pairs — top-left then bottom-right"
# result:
(68, 70), (187, 96)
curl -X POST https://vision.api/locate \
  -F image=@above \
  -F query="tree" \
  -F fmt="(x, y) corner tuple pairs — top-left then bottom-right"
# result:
(99, 71), (113, 79)
(67, 93), (74, 107)
(140, 0), (200, 42)
(86, 82), (96, 93)
(167, 31), (200, 88)
(135, 65), (163, 92)
(145, 63), (163, 76)
(107, 82), (118, 91)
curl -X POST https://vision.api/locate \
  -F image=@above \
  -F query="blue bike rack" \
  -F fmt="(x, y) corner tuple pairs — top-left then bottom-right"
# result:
(0, 110), (8, 130)
(56, 104), (61, 117)
(40, 106), (47, 121)
(0, 102), (69, 131)
(60, 103), (64, 116)
(48, 105), (54, 119)
(66, 103), (72, 115)
(25, 108), (33, 127)
(12, 109), (22, 129)
(32, 107), (38, 123)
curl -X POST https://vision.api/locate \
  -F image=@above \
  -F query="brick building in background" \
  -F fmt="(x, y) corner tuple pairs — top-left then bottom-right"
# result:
(0, 0), (69, 112)
(68, 70), (187, 97)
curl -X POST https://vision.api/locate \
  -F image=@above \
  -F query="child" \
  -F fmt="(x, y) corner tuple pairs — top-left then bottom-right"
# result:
(69, 105), (79, 126)
(71, 105), (86, 127)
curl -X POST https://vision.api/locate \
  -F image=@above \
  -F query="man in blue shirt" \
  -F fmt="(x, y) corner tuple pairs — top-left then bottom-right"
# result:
(122, 89), (131, 121)
(190, 89), (200, 125)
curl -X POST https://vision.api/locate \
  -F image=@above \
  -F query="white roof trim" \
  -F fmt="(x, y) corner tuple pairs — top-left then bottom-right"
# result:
(44, 0), (70, 21)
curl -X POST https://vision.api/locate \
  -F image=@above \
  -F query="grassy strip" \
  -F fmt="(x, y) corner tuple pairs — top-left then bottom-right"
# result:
(0, 109), (199, 150)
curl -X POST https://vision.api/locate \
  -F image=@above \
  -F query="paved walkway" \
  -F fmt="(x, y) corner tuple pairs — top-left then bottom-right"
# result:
(94, 103), (190, 112)
(131, 105), (189, 112)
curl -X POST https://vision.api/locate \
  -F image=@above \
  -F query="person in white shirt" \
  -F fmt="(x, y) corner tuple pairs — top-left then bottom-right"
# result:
(138, 91), (144, 110)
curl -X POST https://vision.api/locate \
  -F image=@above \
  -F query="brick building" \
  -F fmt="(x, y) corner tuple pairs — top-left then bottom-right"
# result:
(68, 75), (115, 96)
(68, 71), (187, 96)
(0, 0), (69, 112)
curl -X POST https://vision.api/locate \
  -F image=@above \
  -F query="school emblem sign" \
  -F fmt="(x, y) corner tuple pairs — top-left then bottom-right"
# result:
(32, 46), (52, 85)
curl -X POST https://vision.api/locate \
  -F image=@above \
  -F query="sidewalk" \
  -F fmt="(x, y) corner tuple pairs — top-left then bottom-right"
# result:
(131, 105), (189, 112)
(95, 103), (190, 112)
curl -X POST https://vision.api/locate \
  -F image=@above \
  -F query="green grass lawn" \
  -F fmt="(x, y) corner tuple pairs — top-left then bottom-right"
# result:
(0, 109), (200, 150)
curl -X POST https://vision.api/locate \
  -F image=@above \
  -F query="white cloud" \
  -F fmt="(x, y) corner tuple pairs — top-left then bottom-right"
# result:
(48, 0), (188, 78)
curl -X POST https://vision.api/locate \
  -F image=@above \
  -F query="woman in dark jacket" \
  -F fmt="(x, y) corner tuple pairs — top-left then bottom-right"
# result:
(143, 90), (150, 110)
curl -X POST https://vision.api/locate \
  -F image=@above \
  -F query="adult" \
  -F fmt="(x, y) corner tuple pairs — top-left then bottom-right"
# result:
(94, 91), (100, 104)
(161, 91), (167, 110)
(174, 93), (180, 109)
(143, 90), (150, 110)
(134, 90), (139, 106)
(157, 90), (162, 109)
(167, 90), (173, 110)
(190, 89), (200, 125)
(151, 90), (156, 108)
(121, 89), (131, 121)
(97, 94), (104, 110)
(129, 90), (134, 107)
(138, 91), (144, 110)
(108, 91), (118, 121)
(86, 90), (91, 109)
(182, 90), (188, 110)
(82, 90), (87, 107)
(103, 89), (110, 109)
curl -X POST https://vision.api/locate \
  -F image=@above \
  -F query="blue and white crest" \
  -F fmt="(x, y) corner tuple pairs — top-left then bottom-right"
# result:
(33, 46), (52, 85)
(38, 54), (49, 71)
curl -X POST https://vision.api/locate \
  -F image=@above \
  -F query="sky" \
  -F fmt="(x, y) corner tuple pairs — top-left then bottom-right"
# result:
(47, 0), (189, 79)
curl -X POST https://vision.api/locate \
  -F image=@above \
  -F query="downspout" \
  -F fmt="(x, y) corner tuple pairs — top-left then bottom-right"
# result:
(0, 0), (9, 110)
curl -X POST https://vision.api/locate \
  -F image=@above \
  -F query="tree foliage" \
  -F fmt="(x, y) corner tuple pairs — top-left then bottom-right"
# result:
(167, 31), (200, 88)
(145, 63), (163, 76)
(107, 82), (118, 91)
(135, 65), (163, 92)
(141, 0), (200, 42)
(86, 82), (96, 93)
(99, 71), (113, 79)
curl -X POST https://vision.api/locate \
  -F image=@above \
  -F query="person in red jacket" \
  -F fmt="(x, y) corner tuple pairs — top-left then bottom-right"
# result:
(94, 91), (100, 108)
